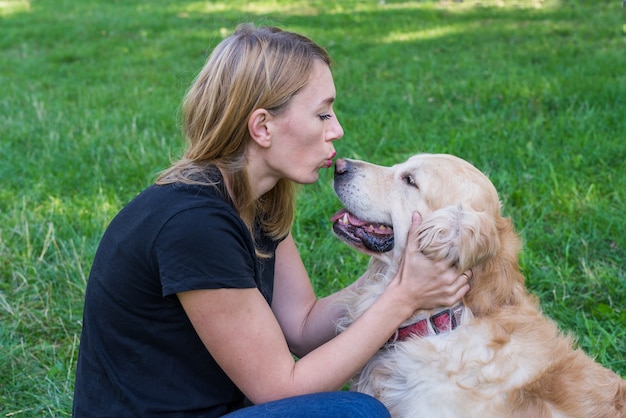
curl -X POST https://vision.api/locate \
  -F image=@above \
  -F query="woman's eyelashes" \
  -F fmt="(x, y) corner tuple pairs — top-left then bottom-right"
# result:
(318, 113), (332, 121)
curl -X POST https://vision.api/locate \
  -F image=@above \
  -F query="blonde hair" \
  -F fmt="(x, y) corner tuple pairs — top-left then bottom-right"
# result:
(157, 24), (332, 255)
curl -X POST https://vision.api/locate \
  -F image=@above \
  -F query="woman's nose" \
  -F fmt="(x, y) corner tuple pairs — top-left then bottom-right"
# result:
(327, 117), (344, 142)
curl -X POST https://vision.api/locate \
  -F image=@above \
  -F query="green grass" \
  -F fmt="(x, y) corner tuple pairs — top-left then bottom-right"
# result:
(1, 0), (624, 415)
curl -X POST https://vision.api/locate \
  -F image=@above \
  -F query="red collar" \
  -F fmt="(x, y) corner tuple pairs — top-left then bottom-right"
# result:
(389, 305), (465, 343)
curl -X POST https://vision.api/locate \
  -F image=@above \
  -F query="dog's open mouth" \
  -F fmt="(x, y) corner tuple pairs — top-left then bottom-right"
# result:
(330, 208), (394, 253)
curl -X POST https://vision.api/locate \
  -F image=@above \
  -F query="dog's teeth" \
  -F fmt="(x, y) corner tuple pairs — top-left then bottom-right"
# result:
(342, 213), (349, 224)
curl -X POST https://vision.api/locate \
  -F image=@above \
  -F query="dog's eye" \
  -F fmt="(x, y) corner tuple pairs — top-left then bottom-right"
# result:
(404, 175), (418, 189)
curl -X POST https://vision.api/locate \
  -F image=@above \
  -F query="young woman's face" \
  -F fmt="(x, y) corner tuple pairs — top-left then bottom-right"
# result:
(264, 61), (344, 184)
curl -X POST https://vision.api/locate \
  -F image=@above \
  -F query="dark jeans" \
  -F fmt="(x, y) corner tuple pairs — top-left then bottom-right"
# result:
(222, 391), (390, 417)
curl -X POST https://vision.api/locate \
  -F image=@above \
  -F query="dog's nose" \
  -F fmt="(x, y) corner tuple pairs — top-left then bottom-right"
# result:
(334, 158), (349, 176)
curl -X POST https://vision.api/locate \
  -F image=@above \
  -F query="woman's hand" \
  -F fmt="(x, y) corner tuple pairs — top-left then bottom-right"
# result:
(394, 212), (471, 311)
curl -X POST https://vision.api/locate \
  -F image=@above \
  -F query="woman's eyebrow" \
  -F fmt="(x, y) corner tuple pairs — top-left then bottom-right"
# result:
(320, 96), (335, 106)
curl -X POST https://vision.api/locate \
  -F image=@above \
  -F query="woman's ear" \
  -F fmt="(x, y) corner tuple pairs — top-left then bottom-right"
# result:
(248, 108), (272, 148)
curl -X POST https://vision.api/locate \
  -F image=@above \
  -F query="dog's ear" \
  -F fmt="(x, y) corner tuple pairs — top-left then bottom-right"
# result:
(416, 205), (499, 271)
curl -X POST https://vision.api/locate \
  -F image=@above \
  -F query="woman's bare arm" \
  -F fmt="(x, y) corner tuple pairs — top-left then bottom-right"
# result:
(178, 217), (469, 404)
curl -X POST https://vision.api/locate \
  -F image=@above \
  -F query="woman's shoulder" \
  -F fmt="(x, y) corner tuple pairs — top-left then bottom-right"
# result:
(111, 179), (237, 233)
(142, 174), (231, 210)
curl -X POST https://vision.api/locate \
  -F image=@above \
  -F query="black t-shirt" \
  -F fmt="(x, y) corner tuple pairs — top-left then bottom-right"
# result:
(73, 175), (281, 417)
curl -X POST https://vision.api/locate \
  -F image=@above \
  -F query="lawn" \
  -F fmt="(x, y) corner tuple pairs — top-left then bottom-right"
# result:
(1, 0), (624, 415)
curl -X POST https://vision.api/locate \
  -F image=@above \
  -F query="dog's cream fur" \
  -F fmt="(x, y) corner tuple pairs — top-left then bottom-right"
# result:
(332, 154), (625, 418)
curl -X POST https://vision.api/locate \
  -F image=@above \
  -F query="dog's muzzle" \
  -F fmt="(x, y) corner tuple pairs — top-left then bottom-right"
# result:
(331, 159), (395, 253)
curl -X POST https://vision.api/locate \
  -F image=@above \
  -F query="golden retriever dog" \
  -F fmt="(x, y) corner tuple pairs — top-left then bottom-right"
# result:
(331, 154), (625, 418)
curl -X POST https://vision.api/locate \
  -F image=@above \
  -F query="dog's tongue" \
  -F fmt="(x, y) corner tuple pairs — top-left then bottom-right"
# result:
(330, 208), (368, 226)
(330, 208), (395, 253)
(330, 209), (393, 234)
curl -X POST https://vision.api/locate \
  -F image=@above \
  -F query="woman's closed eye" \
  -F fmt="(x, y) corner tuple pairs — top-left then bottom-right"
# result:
(318, 113), (332, 121)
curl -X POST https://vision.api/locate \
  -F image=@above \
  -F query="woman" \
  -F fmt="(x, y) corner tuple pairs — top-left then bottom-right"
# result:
(72, 24), (470, 417)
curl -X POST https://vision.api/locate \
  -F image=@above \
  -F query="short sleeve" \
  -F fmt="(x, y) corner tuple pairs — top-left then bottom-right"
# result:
(155, 205), (257, 297)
